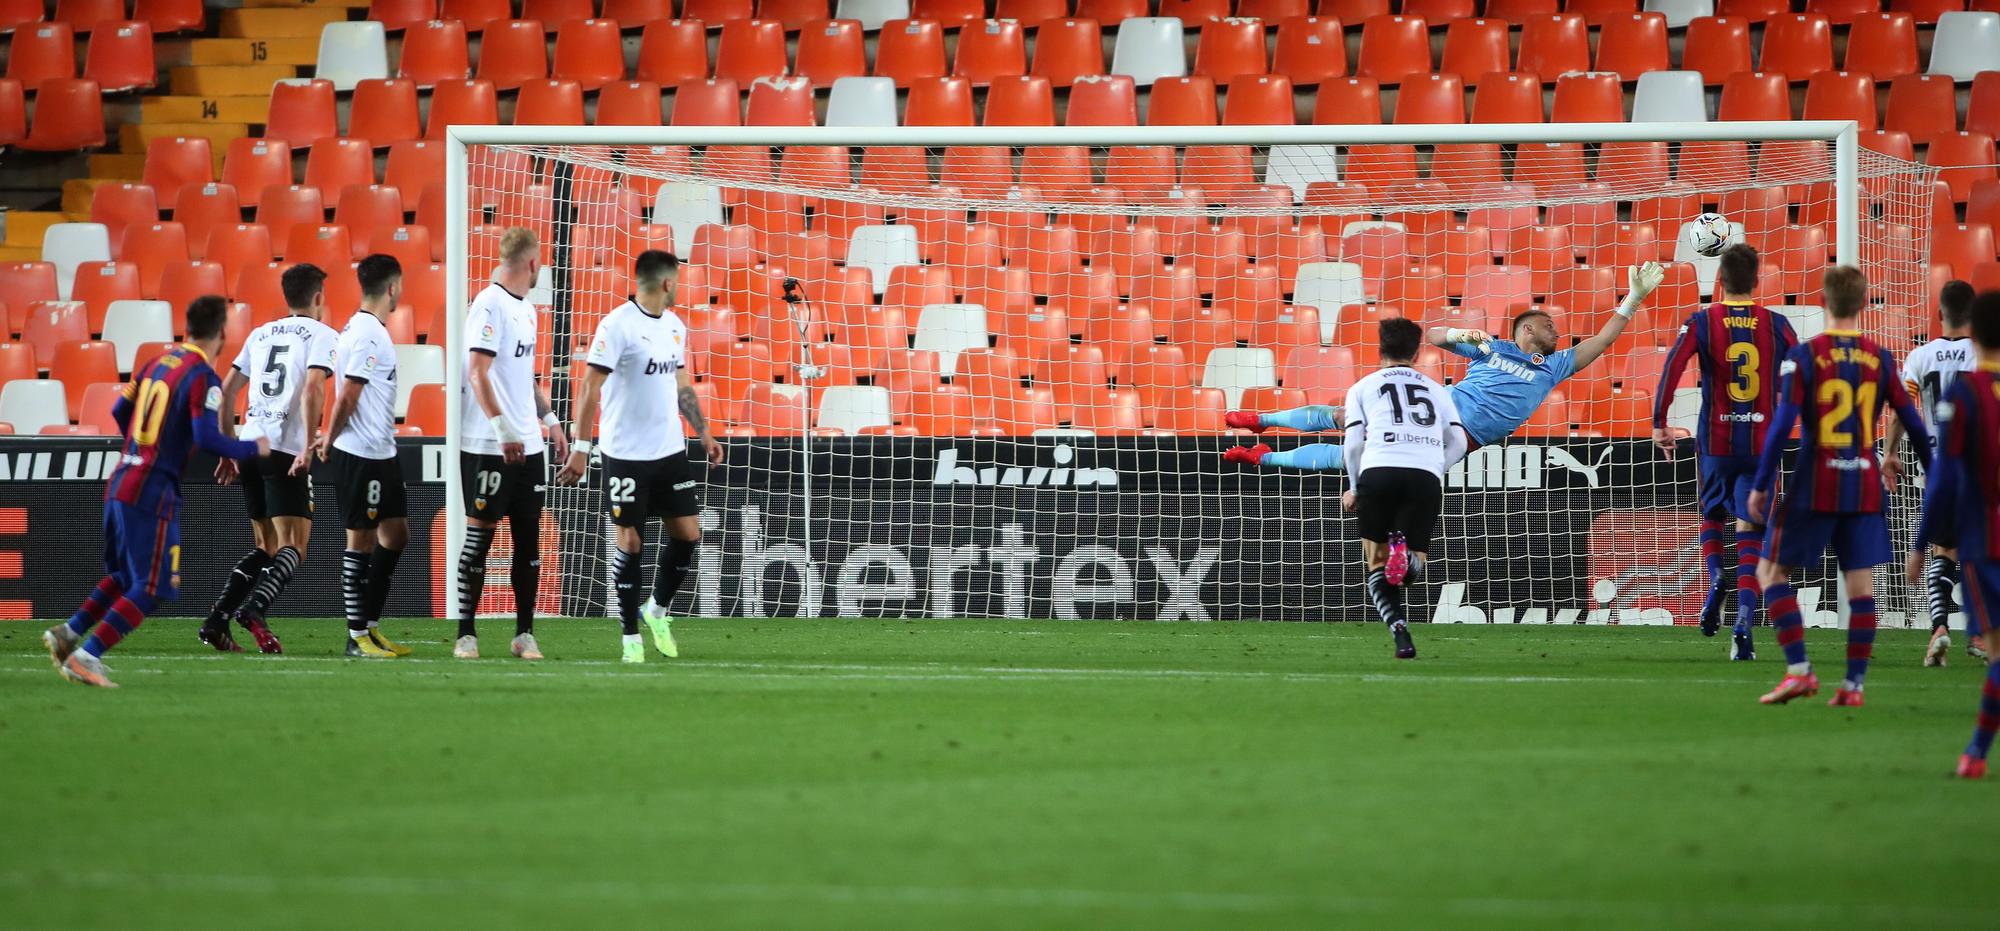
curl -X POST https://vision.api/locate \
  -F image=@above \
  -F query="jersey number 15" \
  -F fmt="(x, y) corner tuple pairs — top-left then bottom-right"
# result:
(1378, 383), (1437, 426)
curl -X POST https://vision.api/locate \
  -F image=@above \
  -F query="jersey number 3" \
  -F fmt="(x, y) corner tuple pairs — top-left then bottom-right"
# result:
(1378, 383), (1437, 426)
(1725, 342), (1760, 403)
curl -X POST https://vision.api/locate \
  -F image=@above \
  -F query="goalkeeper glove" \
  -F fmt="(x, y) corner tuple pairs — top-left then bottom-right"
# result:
(1617, 261), (1665, 318)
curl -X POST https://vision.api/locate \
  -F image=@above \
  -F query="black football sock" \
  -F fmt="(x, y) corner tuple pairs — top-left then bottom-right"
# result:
(362, 546), (402, 628)
(1367, 569), (1407, 630)
(455, 524), (495, 638)
(651, 538), (697, 612)
(510, 517), (542, 637)
(207, 549), (271, 628)
(613, 547), (642, 635)
(1929, 555), (1959, 632)
(342, 549), (372, 633)
(236, 546), (299, 624)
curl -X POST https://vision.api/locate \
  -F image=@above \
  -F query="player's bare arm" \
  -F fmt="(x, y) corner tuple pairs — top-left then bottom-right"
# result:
(678, 369), (724, 466)
(535, 383), (569, 462)
(556, 364), (609, 486)
(465, 349), (523, 464)
(317, 376), (364, 462)
(294, 368), (327, 476)
(214, 368), (250, 484)
(1571, 262), (1665, 372)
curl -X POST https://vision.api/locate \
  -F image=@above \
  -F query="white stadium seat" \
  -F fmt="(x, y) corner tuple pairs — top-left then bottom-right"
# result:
(1264, 144), (1339, 200)
(1109, 18), (1187, 86)
(1928, 12), (2000, 81)
(1632, 71), (1707, 123)
(40, 223), (112, 301)
(826, 77), (899, 127)
(912, 303), (990, 377)
(1642, 0), (1711, 29)
(395, 344), (443, 418)
(0, 380), (69, 435)
(835, 0), (908, 31)
(101, 300), (173, 374)
(816, 385), (893, 435)
(315, 21), (390, 92)
(1200, 347), (1276, 408)
(844, 225), (920, 295)
(651, 183), (724, 264)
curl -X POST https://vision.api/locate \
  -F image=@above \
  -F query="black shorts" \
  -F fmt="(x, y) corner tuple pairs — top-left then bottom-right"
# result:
(242, 450), (315, 521)
(461, 452), (546, 524)
(604, 453), (700, 527)
(1354, 466), (1443, 553)
(330, 448), (407, 531)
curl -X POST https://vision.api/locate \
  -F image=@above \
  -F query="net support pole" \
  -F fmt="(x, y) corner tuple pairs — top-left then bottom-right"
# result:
(1834, 121), (1860, 267)
(442, 130), (470, 572)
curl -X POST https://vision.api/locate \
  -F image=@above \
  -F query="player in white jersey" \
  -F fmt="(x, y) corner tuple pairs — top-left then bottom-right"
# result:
(452, 228), (569, 661)
(1338, 319), (1467, 659)
(1885, 279), (1980, 665)
(198, 263), (337, 654)
(314, 255), (413, 659)
(556, 249), (725, 663)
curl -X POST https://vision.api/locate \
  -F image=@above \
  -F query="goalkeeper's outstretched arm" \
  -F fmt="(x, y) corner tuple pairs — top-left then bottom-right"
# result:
(1572, 262), (1665, 372)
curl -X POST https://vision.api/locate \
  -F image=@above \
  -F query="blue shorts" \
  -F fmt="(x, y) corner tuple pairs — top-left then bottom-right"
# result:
(1765, 505), (1891, 571)
(1960, 558), (2000, 637)
(102, 499), (180, 602)
(1698, 454), (1760, 523)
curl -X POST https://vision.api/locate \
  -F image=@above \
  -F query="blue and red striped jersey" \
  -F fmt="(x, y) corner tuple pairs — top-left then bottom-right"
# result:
(1754, 330), (1929, 514)
(107, 344), (258, 515)
(1653, 301), (1798, 457)
(1918, 365), (2000, 560)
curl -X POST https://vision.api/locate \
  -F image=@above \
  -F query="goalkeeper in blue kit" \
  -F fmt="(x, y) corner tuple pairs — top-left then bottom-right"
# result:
(1224, 262), (1665, 466)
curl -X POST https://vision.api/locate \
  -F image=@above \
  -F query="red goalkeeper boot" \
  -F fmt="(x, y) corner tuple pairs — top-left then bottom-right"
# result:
(1957, 754), (1987, 779)
(1222, 443), (1270, 466)
(1828, 687), (1864, 707)
(1222, 410), (1267, 433)
(1384, 533), (1411, 586)
(1759, 671), (1820, 704)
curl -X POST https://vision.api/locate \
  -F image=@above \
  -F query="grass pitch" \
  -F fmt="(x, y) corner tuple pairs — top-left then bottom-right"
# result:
(0, 618), (1991, 929)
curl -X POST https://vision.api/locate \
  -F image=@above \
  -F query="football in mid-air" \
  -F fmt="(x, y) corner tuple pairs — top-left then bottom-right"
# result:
(1686, 212), (1732, 257)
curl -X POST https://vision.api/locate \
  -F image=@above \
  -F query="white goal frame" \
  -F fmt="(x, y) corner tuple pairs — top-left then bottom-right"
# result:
(440, 120), (1865, 614)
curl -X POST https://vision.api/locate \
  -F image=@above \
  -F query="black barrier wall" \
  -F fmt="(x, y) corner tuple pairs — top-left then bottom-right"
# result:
(0, 435), (1808, 623)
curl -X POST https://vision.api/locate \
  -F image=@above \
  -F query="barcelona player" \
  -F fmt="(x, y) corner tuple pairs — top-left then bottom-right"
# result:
(41, 296), (268, 688)
(1909, 288), (2000, 778)
(1651, 245), (1797, 660)
(1745, 266), (1931, 707)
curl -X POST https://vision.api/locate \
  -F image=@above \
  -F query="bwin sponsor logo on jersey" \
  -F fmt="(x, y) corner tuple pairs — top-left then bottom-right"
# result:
(931, 444), (1118, 487)
(514, 341), (532, 358)
(643, 358), (676, 375)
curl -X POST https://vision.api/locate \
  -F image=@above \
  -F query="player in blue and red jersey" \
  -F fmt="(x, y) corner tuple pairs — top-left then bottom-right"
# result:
(41, 296), (267, 688)
(1745, 266), (1930, 707)
(1652, 245), (1798, 660)
(1910, 289), (2000, 778)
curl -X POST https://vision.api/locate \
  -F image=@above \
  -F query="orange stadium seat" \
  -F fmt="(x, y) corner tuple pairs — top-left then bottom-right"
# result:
(368, 0), (435, 30)
(1469, 71), (1543, 123)
(912, 0), (982, 23)
(1194, 19), (1267, 84)
(0, 343), (36, 387)
(50, 340), (117, 418)
(156, 261), (225, 315)
(1393, 73), (1463, 124)
(715, 19), (788, 83)
(1272, 16), (1347, 86)
(425, 79), (498, 137)
(597, 80), (666, 125)
(1078, 0), (1147, 24)
(1930, 133), (1998, 203)
(1069, 74), (1138, 125)
(745, 76), (815, 125)
(71, 261), (140, 330)
(1759, 14), (1833, 78)
(1933, 224), (1998, 280)
(1440, 18), (1509, 78)
(553, 19), (626, 90)
(83, 21), (156, 93)
(441, 0), (510, 29)
(332, 185), (405, 256)
(523, 0), (594, 26)
(984, 75), (1055, 125)
(89, 183), (158, 255)
(1718, 71), (1791, 122)
(477, 20), (551, 90)
(1407, 0), (1476, 19)
(1807, 0), (1879, 23)
(135, 0), (204, 32)
(399, 20), (470, 86)
(142, 136), (212, 206)
(219, 139), (291, 209)
(1320, 0), (1389, 18)
(23, 301), (89, 367)
(257, 186), (326, 254)
(7, 22), (75, 86)
(205, 224), (273, 295)
(683, 0), (754, 22)
(382, 140), (444, 195)
(875, 19), (946, 86)
(1595, 13), (1669, 81)
(1032, 18), (1105, 87)
(994, 0), (1066, 19)
(348, 79), (421, 147)
(1517, 14), (1590, 80)
(1960, 72), (2000, 141)
(1802, 70), (1878, 127)
(264, 80), (338, 149)
(1310, 76), (1382, 124)
(1717, 0), (1790, 21)
(1844, 12), (1920, 79)
(1222, 74), (1294, 125)
(1885, 74), (1961, 144)
(1486, 0), (1559, 17)
(516, 78), (587, 125)
(1550, 72), (1623, 122)
(797, 19), (866, 85)
(602, 0), (675, 23)
(636, 19), (711, 86)
(172, 182), (242, 260)
(905, 75), (973, 124)
(759, 0), (829, 29)
(121, 222), (190, 298)
(1150, 75), (1219, 125)
(954, 19), (1027, 85)
(285, 225), (355, 277)
(1355, 15), (1430, 85)
(21, 77), (104, 151)
(1680, 16), (1753, 84)
(303, 139), (376, 207)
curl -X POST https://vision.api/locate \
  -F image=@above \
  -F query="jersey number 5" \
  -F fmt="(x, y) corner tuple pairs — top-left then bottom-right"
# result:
(1378, 382), (1437, 426)
(1725, 343), (1760, 403)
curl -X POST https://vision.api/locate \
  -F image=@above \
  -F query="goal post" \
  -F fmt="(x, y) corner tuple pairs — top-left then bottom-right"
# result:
(441, 120), (1936, 625)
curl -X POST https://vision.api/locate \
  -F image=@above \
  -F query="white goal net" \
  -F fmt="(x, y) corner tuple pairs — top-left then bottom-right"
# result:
(443, 124), (1937, 626)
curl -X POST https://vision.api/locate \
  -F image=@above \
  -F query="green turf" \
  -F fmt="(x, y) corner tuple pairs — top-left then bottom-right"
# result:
(0, 618), (1991, 929)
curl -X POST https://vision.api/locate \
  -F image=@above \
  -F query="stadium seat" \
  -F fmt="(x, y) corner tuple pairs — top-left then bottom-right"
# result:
(1969, 72), (2000, 140)
(83, 21), (156, 93)
(204, 224), (273, 295)
(1929, 132), (1999, 203)
(100, 300), (171, 373)
(265, 80), (338, 150)
(316, 21), (390, 91)
(905, 75), (973, 124)
(1392, 73), (1463, 124)
(1933, 223), (1997, 279)
(1224, 74), (1296, 125)
(476, 20), (551, 90)
(20, 76), (103, 151)
(1843, 13), (1920, 80)
(1802, 70), (1878, 128)
(1929, 11), (2000, 80)
(0, 78), (19, 147)
(672, 79), (743, 125)
(255, 187), (325, 258)
(1431, 144), (1504, 193)
(1149, 75), (1219, 125)
(441, 0), (511, 31)
(333, 184), (406, 256)
(553, 19), (627, 91)
(1081, 0), (1151, 24)
(1310, 76), (1382, 123)
(683, 0), (754, 22)
(1272, 16), (1347, 86)
(524, 0), (595, 26)
(7, 23), (75, 86)
(715, 19), (789, 83)
(155, 260), (225, 316)
(984, 75), (1055, 125)
(347, 79), (421, 147)
(41, 225), (112, 302)
(368, 0), (435, 30)
(1320, 0), (1389, 18)
(1680, 16), (1752, 83)
(1863, 128), (1915, 159)
(874, 19), (946, 86)
(1595, 13), (1670, 81)
(1513, 141), (1586, 190)
(1883, 74), (1960, 145)
(845, 225), (920, 293)
(142, 136), (213, 207)
(1567, 0), (1640, 24)
(745, 75), (815, 125)
(1718, 71), (1790, 121)
(135, 0), (204, 32)
(1551, 72), (1624, 122)
(822, 75), (893, 125)
(392, 344), (442, 417)
(760, 0), (832, 29)
(171, 182), (242, 261)
(912, 0), (982, 24)
(634, 20), (709, 87)
(425, 79), (499, 137)
(1067, 74), (1139, 125)
(796, 19), (866, 85)
(1110, 17), (1187, 86)
(1440, 18), (1509, 79)
(816, 384), (894, 434)
(838, 0), (908, 29)
(1517, 14), (1590, 80)
(1199, 347), (1276, 408)
(994, 0), (1066, 19)
(303, 139), (377, 207)
(912, 303), (989, 376)
(956, 19), (1028, 85)
(88, 183), (158, 256)
(1969, 180), (2000, 232)
(1632, 71), (1705, 122)
(596, 80), (666, 126)
(1716, 0), (1789, 20)
(1278, 345), (1356, 405)
(1758, 14), (1832, 77)
(283, 225), (352, 278)
(516, 78), (587, 125)
(1033, 18), (1106, 87)
(22, 299), (88, 368)
(227, 138), (293, 211)
(1471, 71), (1544, 123)
(1194, 18), (1268, 83)
(0, 380), (67, 434)
(0, 343), (37, 388)
(1356, 15), (1431, 85)
(1644, 0), (1711, 28)
(49, 339), (115, 417)
(72, 260), (139, 328)
(1485, 0), (1560, 17)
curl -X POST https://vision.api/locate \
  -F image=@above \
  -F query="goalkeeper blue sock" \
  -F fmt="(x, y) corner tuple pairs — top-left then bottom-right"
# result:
(1260, 443), (1345, 471)
(1258, 405), (1342, 433)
